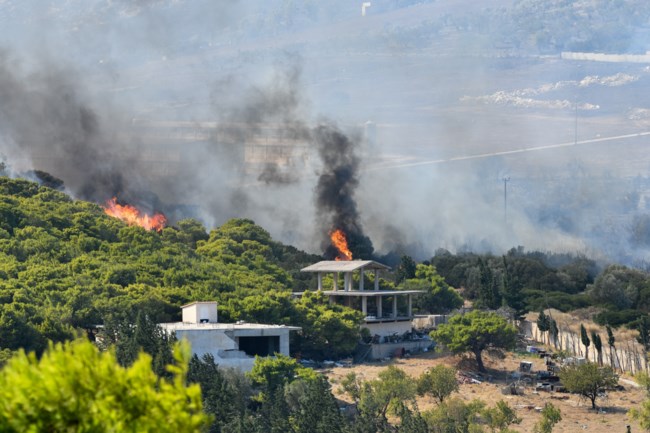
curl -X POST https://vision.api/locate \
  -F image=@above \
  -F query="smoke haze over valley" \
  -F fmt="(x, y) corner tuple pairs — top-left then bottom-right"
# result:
(3, 0), (650, 265)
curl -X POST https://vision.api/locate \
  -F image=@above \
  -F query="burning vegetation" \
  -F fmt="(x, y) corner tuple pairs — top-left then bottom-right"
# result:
(103, 197), (167, 232)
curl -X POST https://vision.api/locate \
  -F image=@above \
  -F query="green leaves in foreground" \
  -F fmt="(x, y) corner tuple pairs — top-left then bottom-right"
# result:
(0, 340), (211, 433)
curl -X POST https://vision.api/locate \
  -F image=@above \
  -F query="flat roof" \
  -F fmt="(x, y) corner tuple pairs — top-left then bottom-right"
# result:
(160, 322), (301, 331)
(180, 301), (218, 308)
(323, 290), (423, 296)
(301, 260), (391, 273)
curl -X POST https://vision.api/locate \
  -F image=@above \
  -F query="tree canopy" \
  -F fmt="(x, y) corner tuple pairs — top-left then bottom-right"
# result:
(0, 177), (360, 360)
(559, 363), (618, 410)
(430, 311), (517, 372)
(400, 264), (463, 314)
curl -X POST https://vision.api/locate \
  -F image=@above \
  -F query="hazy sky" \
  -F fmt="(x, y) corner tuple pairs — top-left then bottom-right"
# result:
(2, 0), (650, 265)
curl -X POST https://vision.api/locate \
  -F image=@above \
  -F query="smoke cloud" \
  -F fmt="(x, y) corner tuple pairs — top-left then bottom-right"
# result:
(313, 124), (374, 259)
(2, 1), (650, 267)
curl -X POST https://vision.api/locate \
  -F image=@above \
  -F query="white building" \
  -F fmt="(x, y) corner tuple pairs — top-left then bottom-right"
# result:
(160, 302), (300, 372)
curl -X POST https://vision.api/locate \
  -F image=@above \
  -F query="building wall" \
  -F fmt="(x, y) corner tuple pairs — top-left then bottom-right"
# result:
(370, 339), (433, 359)
(362, 320), (412, 337)
(182, 303), (218, 323)
(172, 328), (292, 372)
(412, 314), (449, 330)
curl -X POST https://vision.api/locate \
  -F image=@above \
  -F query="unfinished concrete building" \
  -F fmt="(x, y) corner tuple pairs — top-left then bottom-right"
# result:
(300, 260), (423, 338)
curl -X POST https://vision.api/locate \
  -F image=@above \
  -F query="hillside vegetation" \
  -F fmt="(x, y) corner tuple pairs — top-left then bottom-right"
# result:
(4, 176), (650, 359)
(0, 176), (361, 359)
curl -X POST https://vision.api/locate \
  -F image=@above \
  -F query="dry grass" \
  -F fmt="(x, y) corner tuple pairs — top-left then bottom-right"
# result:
(325, 350), (646, 433)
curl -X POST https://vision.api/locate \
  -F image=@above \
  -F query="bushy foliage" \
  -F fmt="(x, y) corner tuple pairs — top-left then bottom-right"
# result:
(400, 264), (463, 314)
(0, 339), (210, 432)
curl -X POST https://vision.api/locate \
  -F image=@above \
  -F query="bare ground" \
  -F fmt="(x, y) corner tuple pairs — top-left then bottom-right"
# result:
(325, 350), (646, 433)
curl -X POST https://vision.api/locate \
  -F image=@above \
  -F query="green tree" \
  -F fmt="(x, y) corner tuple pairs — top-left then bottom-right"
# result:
(188, 353), (250, 433)
(0, 348), (13, 367)
(289, 375), (345, 433)
(477, 258), (501, 310)
(111, 310), (176, 378)
(421, 397), (485, 433)
(416, 364), (459, 404)
(537, 310), (550, 345)
(587, 264), (647, 310)
(396, 255), (417, 284)
(549, 319), (559, 349)
(580, 324), (590, 359)
(559, 363), (618, 409)
(606, 324), (617, 369)
(401, 264), (463, 314)
(481, 400), (521, 433)
(247, 353), (315, 396)
(431, 311), (517, 372)
(533, 403), (562, 433)
(0, 340), (210, 432)
(293, 290), (362, 360)
(341, 366), (417, 432)
(500, 255), (526, 320)
(591, 331), (603, 366)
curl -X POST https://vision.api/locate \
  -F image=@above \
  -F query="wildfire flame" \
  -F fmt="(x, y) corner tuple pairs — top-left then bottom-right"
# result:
(103, 197), (167, 232)
(330, 229), (353, 261)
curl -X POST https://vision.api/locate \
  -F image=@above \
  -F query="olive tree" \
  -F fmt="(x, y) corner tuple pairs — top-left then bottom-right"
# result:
(559, 363), (618, 410)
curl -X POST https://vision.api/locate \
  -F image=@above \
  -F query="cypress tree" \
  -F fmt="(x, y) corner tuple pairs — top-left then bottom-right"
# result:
(580, 324), (590, 360)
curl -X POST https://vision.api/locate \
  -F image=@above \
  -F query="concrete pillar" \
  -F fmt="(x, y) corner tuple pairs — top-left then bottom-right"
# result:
(374, 270), (379, 290)
(377, 296), (382, 318)
(334, 273), (338, 291)
(362, 297), (367, 315)
(279, 333), (290, 355)
(392, 296), (397, 319)
(360, 270), (364, 290)
(344, 272), (350, 291)
(408, 295), (412, 317)
(317, 273), (322, 291)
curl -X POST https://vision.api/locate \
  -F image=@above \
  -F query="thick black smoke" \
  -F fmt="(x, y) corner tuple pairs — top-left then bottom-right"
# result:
(313, 124), (374, 260)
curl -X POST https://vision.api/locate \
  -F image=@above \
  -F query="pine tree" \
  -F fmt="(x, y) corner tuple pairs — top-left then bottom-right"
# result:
(292, 376), (345, 433)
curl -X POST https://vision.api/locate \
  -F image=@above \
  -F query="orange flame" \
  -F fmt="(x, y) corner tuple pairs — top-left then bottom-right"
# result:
(330, 229), (353, 261)
(103, 197), (167, 232)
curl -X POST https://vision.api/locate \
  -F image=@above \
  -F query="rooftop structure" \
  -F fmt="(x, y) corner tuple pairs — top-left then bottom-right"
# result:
(301, 260), (423, 338)
(160, 302), (300, 372)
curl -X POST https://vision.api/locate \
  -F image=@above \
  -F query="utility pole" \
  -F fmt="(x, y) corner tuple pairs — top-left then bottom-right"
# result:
(503, 176), (510, 225)
(575, 98), (578, 145)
